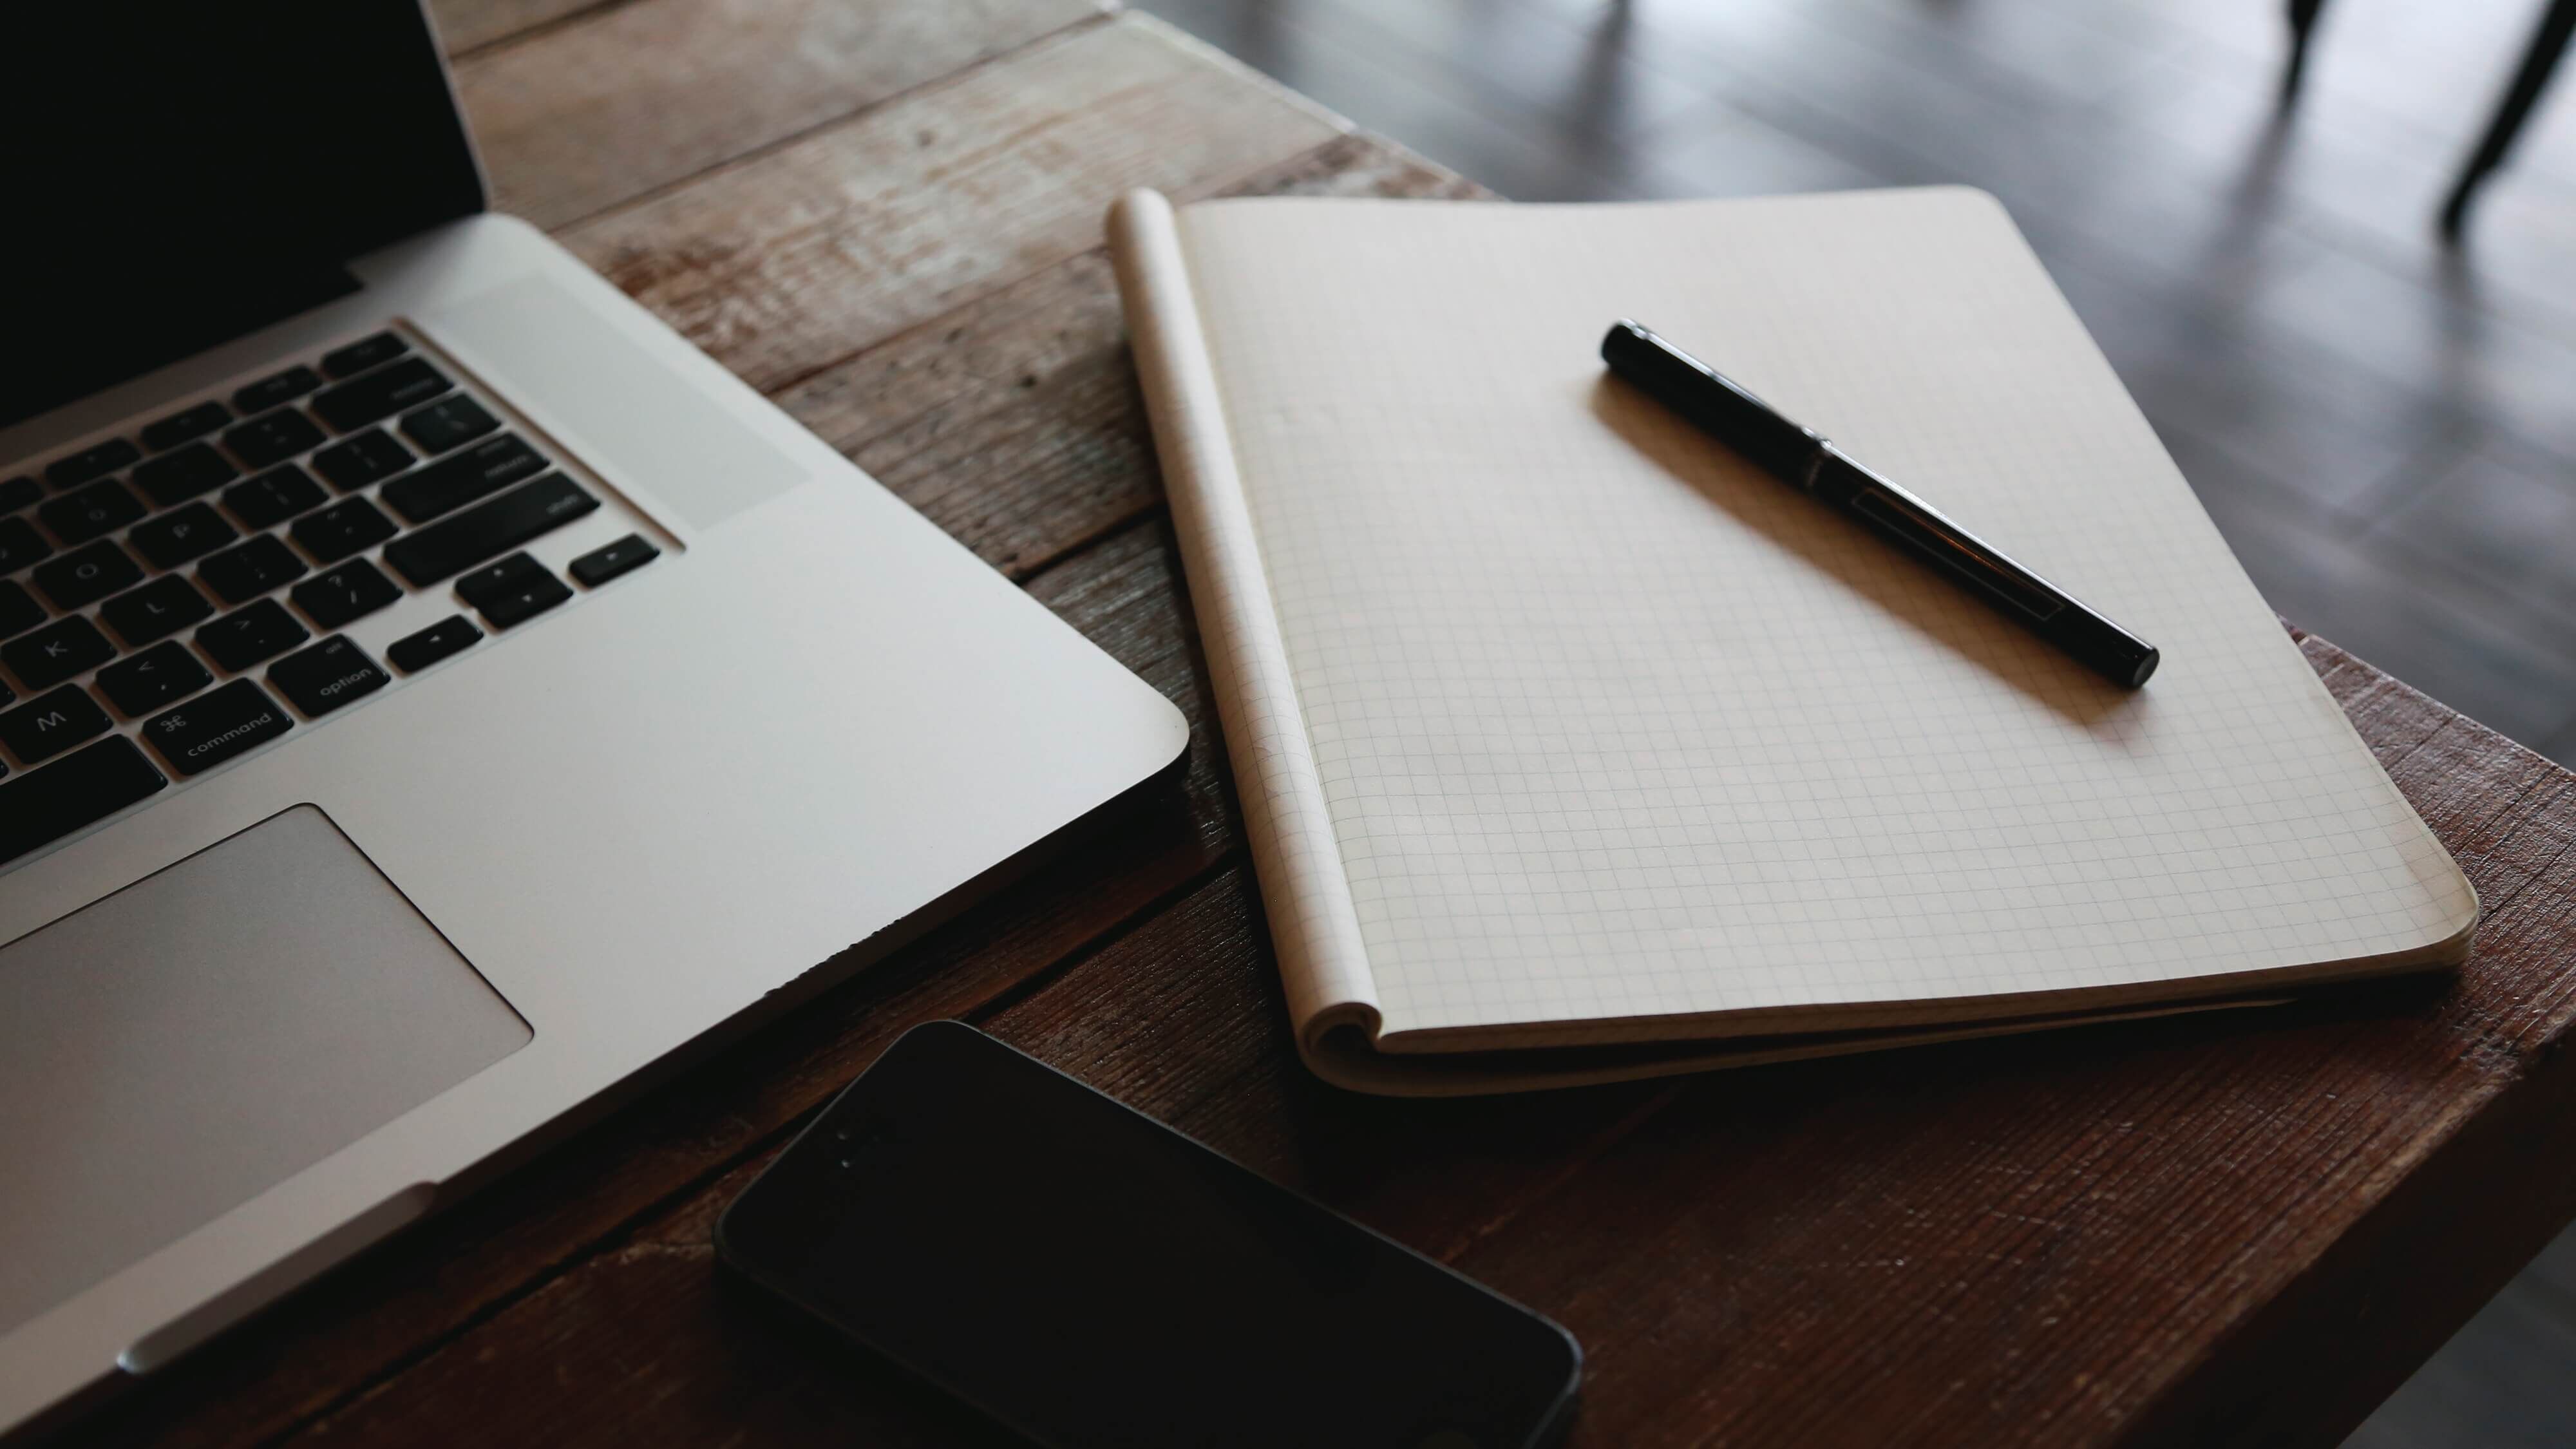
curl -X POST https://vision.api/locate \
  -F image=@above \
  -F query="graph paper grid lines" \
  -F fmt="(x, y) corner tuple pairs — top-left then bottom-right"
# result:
(1159, 187), (2475, 1045)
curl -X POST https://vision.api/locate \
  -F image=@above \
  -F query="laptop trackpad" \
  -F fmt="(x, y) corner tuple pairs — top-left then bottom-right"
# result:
(0, 806), (529, 1338)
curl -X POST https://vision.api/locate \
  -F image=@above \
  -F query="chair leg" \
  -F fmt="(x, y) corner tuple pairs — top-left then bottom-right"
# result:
(2441, 0), (2576, 238)
(2282, 0), (2329, 102)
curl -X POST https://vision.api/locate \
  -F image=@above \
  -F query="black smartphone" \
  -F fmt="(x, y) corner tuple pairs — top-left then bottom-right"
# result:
(717, 1021), (1580, 1449)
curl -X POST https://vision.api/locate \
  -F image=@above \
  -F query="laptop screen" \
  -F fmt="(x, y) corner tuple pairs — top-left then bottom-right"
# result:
(2, 1), (484, 428)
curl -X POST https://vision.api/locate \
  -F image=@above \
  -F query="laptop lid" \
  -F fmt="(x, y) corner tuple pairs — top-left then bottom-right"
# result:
(1, 1), (484, 430)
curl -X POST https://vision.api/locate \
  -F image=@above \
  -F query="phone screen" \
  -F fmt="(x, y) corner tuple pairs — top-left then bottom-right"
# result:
(717, 1022), (1580, 1449)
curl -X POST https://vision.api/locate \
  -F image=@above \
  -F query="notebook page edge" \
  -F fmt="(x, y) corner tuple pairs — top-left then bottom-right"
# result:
(1311, 994), (2303, 1097)
(1370, 907), (2470, 1053)
(1105, 190), (1384, 1065)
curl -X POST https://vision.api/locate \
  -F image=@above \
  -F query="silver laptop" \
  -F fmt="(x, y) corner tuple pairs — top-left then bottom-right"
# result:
(0, 2), (1186, 1432)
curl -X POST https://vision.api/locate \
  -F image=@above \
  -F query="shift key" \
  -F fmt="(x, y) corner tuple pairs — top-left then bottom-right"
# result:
(384, 473), (598, 587)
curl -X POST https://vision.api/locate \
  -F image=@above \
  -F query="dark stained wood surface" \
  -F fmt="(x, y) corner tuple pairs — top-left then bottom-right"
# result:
(91, 3), (2576, 1445)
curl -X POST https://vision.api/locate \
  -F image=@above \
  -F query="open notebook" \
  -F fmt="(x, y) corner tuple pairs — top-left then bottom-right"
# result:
(1107, 185), (2476, 1095)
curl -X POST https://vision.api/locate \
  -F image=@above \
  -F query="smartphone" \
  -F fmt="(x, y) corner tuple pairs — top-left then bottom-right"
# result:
(717, 1021), (1580, 1449)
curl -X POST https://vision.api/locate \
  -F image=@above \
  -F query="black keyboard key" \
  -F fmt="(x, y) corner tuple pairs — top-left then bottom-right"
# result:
(129, 442), (240, 508)
(0, 580), (40, 640)
(0, 736), (167, 864)
(311, 428), (413, 491)
(268, 635), (388, 717)
(571, 534), (659, 587)
(129, 502), (240, 571)
(197, 534), (309, 604)
(223, 464), (328, 530)
(32, 540), (144, 612)
(222, 408), (327, 469)
(100, 576), (215, 649)
(39, 478), (148, 545)
(386, 614), (480, 674)
(312, 357), (450, 431)
(320, 332), (408, 379)
(454, 551), (546, 611)
(0, 517), (50, 574)
(482, 570), (573, 630)
(142, 679), (292, 776)
(0, 685), (110, 764)
(290, 497), (399, 564)
(381, 433), (545, 523)
(233, 364), (323, 415)
(196, 599), (308, 673)
(0, 476), (39, 514)
(397, 394), (499, 455)
(292, 558), (402, 629)
(3, 616), (115, 691)
(141, 401), (231, 452)
(384, 474), (597, 586)
(456, 552), (573, 629)
(43, 437), (140, 489)
(98, 641), (213, 717)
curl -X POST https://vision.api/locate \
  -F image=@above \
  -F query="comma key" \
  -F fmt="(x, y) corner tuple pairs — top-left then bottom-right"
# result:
(97, 642), (213, 717)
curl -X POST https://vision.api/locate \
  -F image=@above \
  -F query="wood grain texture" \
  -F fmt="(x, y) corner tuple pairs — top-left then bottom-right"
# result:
(455, 0), (1106, 229)
(428, 0), (614, 55)
(561, 15), (1344, 393)
(773, 134), (1482, 577)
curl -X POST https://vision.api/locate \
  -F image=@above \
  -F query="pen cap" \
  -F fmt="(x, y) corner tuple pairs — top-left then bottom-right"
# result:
(2055, 616), (2159, 689)
(1601, 320), (1822, 481)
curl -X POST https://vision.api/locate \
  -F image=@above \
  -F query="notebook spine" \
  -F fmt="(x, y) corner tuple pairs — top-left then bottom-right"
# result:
(1106, 191), (1385, 1071)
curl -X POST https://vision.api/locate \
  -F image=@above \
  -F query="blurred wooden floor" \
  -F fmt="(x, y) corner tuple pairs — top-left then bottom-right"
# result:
(1132, 0), (2576, 1443)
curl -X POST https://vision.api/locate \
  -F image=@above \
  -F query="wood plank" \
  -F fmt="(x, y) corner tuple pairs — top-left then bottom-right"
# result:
(428, 0), (612, 56)
(772, 134), (1482, 578)
(560, 15), (1345, 393)
(455, 0), (1106, 229)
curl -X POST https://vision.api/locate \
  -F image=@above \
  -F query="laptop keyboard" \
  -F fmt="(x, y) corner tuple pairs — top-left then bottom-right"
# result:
(0, 328), (666, 871)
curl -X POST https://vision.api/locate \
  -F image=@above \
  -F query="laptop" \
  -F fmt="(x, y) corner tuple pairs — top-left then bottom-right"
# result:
(0, 1), (1187, 1432)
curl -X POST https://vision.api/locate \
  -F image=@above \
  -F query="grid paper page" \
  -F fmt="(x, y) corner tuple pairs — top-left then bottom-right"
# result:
(1175, 188), (2476, 1043)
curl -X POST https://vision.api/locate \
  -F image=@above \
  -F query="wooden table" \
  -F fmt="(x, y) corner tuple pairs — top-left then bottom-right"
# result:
(90, 3), (2576, 1445)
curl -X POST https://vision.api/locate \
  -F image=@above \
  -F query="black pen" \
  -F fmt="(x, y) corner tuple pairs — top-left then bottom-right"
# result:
(1601, 319), (2160, 689)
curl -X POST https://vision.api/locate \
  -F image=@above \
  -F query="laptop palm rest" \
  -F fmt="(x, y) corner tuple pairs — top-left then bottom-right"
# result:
(0, 805), (529, 1341)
